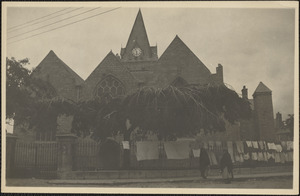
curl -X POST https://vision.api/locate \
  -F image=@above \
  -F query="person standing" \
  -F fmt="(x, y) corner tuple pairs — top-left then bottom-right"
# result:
(199, 147), (210, 179)
(123, 118), (133, 169)
(220, 149), (233, 184)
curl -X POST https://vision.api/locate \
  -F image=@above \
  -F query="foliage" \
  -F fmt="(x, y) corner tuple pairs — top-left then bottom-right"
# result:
(72, 84), (251, 141)
(284, 114), (294, 138)
(6, 57), (73, 133)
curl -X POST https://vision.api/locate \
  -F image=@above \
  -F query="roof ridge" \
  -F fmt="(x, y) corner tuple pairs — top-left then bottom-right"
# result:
(158, 35), (211, 74)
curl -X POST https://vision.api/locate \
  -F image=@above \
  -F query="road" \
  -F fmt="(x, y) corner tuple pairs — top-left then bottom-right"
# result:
(6, 176), (293, 189)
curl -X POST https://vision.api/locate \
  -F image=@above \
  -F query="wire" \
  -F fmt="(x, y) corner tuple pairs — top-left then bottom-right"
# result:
(8, 7), (71, 30)
(8, 7), (83, 32)
(8, 7), (101, 40)
(8, 7), (121, 45)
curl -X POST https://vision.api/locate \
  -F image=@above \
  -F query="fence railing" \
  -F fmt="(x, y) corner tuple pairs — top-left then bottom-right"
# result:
(13, 141), (58, 178)
(9, 139), (294, 177)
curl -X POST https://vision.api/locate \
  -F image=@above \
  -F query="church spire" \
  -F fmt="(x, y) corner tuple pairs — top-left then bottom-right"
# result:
(120, 9), (157, 61)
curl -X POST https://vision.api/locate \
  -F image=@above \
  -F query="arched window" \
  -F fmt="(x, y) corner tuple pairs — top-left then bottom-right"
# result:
(171, 77), (188, 87)
(96, 75), (125, 98)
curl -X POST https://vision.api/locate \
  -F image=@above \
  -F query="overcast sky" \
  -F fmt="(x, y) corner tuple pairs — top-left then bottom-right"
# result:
(5, 3), (297, 120)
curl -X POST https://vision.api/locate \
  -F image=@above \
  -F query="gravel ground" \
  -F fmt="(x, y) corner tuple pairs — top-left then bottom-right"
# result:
(5, 176), (293, 189)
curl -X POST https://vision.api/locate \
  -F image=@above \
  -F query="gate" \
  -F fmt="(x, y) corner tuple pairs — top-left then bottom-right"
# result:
(13, 141), (59, 178)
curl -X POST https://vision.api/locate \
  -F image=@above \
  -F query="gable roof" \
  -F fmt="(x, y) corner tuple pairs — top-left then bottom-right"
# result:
(253, 82), (272, 95)
(158, 35), (211, 75)
(122, 9), (152, 59)
(33, 50), (84, 85)
(85, 51), (138, 85)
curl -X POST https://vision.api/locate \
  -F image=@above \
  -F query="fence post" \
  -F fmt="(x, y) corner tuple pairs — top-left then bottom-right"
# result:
(56, 133), (77, 179)
(6, 134), (18, 178)
(56, 114), (77, 179)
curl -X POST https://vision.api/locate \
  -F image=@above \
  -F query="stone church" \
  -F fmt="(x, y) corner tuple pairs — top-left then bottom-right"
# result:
(15, 10), (276, 142)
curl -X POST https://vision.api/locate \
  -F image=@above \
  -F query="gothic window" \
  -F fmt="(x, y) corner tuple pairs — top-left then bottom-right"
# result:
(171, 77), (188, 87)
(96, 75), (125, 98)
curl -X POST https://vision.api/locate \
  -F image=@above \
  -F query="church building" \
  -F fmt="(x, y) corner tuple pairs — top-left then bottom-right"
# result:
(17, 9), (276, 142)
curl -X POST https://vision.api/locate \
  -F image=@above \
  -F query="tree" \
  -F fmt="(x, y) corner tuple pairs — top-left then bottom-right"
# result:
(284, 114), (294, 138)
(6, 57), (73, 133)
(72, 84), (252, 142)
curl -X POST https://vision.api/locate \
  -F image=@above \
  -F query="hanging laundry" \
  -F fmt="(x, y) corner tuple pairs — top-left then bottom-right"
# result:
(267, 143), (277, 151)
(246, 141), (252, 148)
(208, 151), (218, 165)
(215, 141), (222, 151)
(192, 149), (201, 158)
(122, 141), (130, 149)
(234, 152), (240, 162)
(257, 152), (264, 161)
(235, 141), (244, 154)
(275, 144), (282, 152)
(243, 153), (250, 160)
(227, 141), (235, 162)
(258, 141), (265, 150)
(203, 142), (209, 150)
(267, 152), (275, 160)
(239, 154), (244, 163)
(136, 141), (159, 161)
(251, 152), (258, 160)
(252, 141), (259, 149)
(281, 141), (287, 151)
(287, 151), (293, 162)
(274, 152), (281, 163)
(164, 141), (190, 159)
(263, 152), (268, 161)
(280, 152), (287, 164)
(287, 141), (293, 150)
(208, 141), (215, 150)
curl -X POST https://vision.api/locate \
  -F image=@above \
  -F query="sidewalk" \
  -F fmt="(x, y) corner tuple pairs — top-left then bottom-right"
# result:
(48, 171), (292, 186)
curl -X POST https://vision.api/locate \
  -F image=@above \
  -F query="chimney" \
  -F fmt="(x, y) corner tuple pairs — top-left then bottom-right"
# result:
(242, 85), (248, 99)
(216, 64), (223, 83)
(275, 112), (283, 128)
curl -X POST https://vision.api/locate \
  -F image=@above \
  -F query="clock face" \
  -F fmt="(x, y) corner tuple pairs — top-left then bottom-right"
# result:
(132, 47), (142, 57)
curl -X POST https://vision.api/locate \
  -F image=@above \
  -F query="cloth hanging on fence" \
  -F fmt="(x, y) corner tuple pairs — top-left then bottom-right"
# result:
(267, 152), (275, 160)
(257, 152), (264, 161)
(122, 141), (130, 149)
(258, 141), (265, 150)
(208, 141), (215, 150)
(215, 141), (222, 151)
(267, 143), (277, 151)
(275, 144), (282, 152)
(274, 152), (281, 163)
(287, 151), (293, 162)
(164, 141), (190, 159)
(192, 149), (200, 158)
(281, 141), (287, 151)
(203, 142), (209, 150)
(235, 141), (244, 154)
(280, 152), (287, 164)
(136, 141), (159, 161)
(251, 152), (258, 160)
(227, 141), (235, 163)
(263, 152), (268, 161)
(208, 151), (218, 165)
(246, 141), (252, 148)
(252, 141), (259, 149)
(243, 153), (250, 160)
(287, 141), (293, 150)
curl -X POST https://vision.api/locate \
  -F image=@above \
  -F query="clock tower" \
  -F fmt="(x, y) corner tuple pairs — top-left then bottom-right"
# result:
(120, 9), (158, 62)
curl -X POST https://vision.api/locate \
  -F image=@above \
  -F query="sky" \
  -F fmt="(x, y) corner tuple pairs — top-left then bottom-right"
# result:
(5, 3), (297, 121)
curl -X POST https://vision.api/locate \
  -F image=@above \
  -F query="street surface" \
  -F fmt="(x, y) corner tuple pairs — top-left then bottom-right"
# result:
(6, 176), (292, 189)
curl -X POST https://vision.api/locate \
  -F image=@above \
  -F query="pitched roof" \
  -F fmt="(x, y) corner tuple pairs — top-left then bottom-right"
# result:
(85, 51), (138, 85)
(158, 35), (211, 75)
(122, 9), (152, 59)
(253, 82), (272, 94)
(33, 50), (84, 85)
